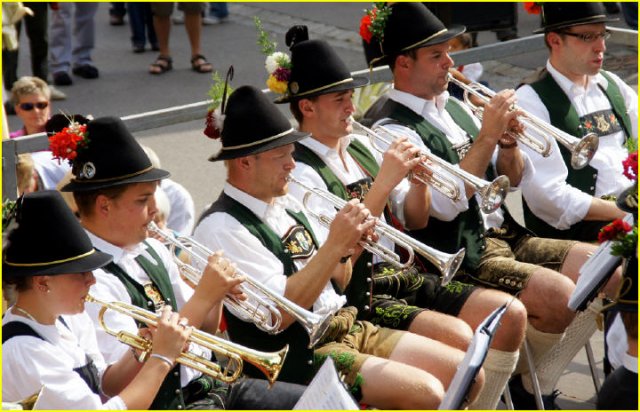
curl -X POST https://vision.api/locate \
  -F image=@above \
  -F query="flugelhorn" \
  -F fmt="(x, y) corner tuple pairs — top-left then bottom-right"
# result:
(86, 294), (287, 385)
(288, 176), (465, 286)
(147, 222), (333, 348)
(350, 118), (510, 214)
(448, 68), (599, 169)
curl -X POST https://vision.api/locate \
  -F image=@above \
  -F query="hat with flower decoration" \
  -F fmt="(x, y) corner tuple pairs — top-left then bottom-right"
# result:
(207, 84), (309, 161)
(360, 3), (465, 66)
(56, 116), (169, 192)
(3, 190), (113, 278)
(530, 2), (618, 34)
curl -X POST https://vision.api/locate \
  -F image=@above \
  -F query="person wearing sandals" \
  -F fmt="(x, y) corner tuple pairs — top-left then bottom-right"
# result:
(149, 3), (213, 74)
(2, 190), (192, 409)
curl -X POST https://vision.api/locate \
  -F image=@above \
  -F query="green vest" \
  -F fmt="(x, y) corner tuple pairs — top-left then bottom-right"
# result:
(524, 70), (631, 240)
(199, 192), (321, 385)
(365, 97), (493, 272)
(102, 243), (185, 410)
(293, 139), (386, 316)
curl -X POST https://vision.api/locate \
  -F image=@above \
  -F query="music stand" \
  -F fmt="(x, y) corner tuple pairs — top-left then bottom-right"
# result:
(438, 301), (510, 410)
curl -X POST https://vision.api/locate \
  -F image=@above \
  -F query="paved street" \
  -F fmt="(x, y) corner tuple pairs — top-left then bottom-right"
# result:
(4, 3), (637, 409)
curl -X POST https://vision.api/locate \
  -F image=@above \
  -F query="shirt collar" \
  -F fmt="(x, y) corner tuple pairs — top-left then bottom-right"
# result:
(298, 134), (352, 159)
(546, 60), (606, 96)
(85, 230), (147, 264)
(622, 351), (638, 373)
(223, 181), (290, 222)
(388, 87), (449, 117)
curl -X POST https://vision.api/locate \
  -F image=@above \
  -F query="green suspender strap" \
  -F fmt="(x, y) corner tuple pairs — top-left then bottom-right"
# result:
(200, 193), (319, 384)
(293, 141), (381, 316)
(101, 243), (184, 410)
(524, 70), (627, 239)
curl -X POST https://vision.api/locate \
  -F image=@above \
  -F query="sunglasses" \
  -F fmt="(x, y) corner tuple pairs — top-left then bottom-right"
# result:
(559, 30), (611, 43)
(19, 102), (49, 111)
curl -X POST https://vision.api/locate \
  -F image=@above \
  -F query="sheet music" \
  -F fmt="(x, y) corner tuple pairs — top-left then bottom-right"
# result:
(294, 358), (360, 410)
(568, 214), (633, 311)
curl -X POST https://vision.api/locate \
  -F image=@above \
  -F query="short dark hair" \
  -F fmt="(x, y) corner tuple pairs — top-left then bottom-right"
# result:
(289, 96), (319, 126)
(389, 48), (418, 72)
(3, 275), (32, 293)
(73, 184), (130, 217)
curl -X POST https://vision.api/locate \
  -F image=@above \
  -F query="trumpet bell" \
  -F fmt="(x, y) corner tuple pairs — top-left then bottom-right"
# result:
(480, 175), (510, 214)
(571, 132), (599, 170)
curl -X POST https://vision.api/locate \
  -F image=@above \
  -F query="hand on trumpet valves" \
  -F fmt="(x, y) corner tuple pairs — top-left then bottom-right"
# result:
(377, 135), (424, 191)
(148, 306), (192, 367)
(327, 200), (377, 258)
(197, 251), (247, 304)
(478, 89), (521, 144)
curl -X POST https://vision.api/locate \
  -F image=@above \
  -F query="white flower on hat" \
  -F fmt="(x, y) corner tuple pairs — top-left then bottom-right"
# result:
(265, 52), (290, 74)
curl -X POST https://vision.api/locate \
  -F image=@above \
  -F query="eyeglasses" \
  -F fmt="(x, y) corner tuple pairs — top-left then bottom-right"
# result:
(559, 30), (611, 43)
(18, 102), (49, 111)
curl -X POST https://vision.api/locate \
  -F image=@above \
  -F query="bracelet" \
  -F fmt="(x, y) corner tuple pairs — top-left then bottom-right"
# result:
(149, 353), (174, 369)
(339, 255), (352, 264)
(498, 140), (518, 149)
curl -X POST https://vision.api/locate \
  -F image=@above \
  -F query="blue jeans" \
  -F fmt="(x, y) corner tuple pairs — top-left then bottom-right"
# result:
(127, 3), (157, 48)
(209, 2), (228, 18)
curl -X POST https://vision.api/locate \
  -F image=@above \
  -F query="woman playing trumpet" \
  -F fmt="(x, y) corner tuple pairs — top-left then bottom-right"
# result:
(2, 191), (191, 410)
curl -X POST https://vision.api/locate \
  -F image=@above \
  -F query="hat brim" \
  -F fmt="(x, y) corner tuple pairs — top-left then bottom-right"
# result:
(275, 76), (370, 104)
(377, 25), (466, 66)
(616, 184), (638, 216)
(532, 17), (618, 34)
(3, 249), (113, 278)
(208, 129), (310, 161)
(60, 168), (170, 192)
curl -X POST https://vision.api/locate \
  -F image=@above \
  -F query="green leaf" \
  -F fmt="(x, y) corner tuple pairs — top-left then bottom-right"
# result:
(254, 17), (277, 56)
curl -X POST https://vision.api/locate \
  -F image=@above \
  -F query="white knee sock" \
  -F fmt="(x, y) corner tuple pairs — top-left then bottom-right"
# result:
(516, 323), (563, 378)
(468, 348), (520, 410)
(527, 298), (603, 395)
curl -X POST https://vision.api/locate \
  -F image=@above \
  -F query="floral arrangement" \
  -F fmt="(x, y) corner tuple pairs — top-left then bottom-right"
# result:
(359, 3), (391, 44)
(524, 2), (542, 15)
(48, 118), (89, 165)
(255, 17), (292, 95)
(598, 140), (638, 258)
(204, 69), (234, 139)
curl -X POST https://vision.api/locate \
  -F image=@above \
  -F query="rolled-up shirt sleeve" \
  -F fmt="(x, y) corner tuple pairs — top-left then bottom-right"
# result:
(516, 84), (594, 228)
(376, 121), (470, 221)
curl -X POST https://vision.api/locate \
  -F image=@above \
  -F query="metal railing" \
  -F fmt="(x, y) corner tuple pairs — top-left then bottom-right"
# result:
(2, 28), (636, 200)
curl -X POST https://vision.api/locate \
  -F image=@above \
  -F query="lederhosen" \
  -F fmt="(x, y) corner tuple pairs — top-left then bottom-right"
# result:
(365, 97), (535, 291)
(523, 70), (633, 241)
(101, 243), (217, 410)
(3, 319), (101, 395)
(294, 139), (474, 327)
(199, 193), (324, 385)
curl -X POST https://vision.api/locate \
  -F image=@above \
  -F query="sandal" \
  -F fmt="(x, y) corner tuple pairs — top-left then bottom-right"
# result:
(149, 55), (173, 75)
(190, 54), (213, 73)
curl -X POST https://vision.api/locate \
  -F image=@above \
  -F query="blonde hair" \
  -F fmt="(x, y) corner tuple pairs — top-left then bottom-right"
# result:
(10, 76), (51, 105)
(16, 153), (37, 195)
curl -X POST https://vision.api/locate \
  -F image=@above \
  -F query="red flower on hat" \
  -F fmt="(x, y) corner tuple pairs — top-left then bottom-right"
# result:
(359, 3), (391, 44)
(524, 2), (542, 15)
(598, 218), (633, 243)
(359, 9), (375, 44)
(622, 151), (638, 181)
(48, 121), (89, 165)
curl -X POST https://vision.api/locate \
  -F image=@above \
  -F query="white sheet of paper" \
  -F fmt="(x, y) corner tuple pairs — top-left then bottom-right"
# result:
(293, 358), (359, 410)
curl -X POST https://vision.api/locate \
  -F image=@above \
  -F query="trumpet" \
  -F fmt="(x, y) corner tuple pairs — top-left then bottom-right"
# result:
(350, 119), (510, 214)
(147, 222), (333, 348)
(288, 176), (465, 286)
(85, 294), (288, 385)
(447, 69), (599, 169)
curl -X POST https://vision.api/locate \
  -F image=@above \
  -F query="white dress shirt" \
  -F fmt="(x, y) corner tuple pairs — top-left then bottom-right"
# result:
(378, 88), (535, 230)
(516, 61), (637, 229)
(2, 310), (127, 410)
(85, 233), (205, 388)
(193, 183), (346, 316)
(161, 179), (196, 235)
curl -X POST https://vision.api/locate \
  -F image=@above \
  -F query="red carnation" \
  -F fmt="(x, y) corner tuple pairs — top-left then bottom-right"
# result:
(48, 125), (88, 164)
(359, 9), (375, 44)
(524, 2), (541, 15)
(622, 151), (638, 181)
(203, 109), (220, 140)
(598, 218), (633, 243)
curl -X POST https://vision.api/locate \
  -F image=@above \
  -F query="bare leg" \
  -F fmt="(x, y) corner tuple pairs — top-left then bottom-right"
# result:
(408, 310), (473, 351)
(152, 15), (170, 57)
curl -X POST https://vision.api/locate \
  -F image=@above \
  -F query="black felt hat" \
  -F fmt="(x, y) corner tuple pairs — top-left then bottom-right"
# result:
(208, 85), (309, 161)
(614, 250), (638, 312)
(3, 191), (113, 278)
(275, 25), (368, 104)
(378, 3), (465, 62)
(533, 2), (618, 34)
(60, 116), (169, 192)
(616, 183), (638, 217)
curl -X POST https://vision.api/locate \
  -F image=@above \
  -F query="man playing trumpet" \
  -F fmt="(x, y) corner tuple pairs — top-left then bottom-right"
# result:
(276, 25), (525, 410)
(57, 116), (307, 409)
(194, 83), (481, 409)
(362, 3), (618, 409)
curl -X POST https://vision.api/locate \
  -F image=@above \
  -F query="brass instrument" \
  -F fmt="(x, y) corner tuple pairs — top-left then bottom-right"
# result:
(147, 222), (333, 348)
(86, 294), (288, 385)
(448, 69), (599, 169)
(350, 119), (510, 214)
(3, 388), (42, 410)
(288, 176), (465, 286)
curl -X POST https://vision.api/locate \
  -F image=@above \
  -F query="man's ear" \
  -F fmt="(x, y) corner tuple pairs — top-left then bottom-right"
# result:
(395, 54), (411, 70)
(95, 194), (111, 217)
(299, 98), (315, 118)
(546, 32), (562, 49)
